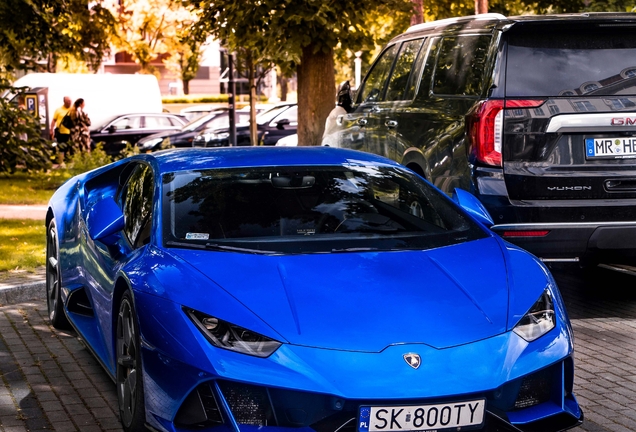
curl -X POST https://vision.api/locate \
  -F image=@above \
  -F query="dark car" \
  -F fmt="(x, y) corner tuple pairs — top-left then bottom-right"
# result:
(323, 12), (636, 269)
(137, 109), (250, 152)
(90, 113), (187, 156)
(193, 103), (297, 147)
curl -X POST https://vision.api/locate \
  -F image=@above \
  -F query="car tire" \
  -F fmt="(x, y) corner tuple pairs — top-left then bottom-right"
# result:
(116, 291), (146, 431)
(46, 219), (71, 330)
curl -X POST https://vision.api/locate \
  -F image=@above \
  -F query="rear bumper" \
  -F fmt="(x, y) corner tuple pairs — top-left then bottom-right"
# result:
(491, 221), (636, 263)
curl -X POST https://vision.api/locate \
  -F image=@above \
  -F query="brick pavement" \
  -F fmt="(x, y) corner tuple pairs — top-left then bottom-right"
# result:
(0, 265), (633, 432)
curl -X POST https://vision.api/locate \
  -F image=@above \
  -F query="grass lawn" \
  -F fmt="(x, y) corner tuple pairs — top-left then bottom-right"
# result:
(0, 219), (46, 272)
(0, 171), (72, 205)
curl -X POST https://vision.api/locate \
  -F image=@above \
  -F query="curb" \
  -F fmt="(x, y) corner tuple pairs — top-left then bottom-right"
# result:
(0, 280), (45, 305)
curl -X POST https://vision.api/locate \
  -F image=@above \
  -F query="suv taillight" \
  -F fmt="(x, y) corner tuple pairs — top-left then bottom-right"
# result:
(469, 99), (545, 167)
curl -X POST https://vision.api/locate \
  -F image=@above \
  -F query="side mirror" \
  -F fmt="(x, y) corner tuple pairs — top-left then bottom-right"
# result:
(276, 118), (290, 130)
(86, 196), (125, 245)
(452, 188), (494, 227)
(107, 125), (117, 133)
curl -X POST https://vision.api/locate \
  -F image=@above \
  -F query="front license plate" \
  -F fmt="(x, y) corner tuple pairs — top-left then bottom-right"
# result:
(358, 399), (485, 432)
(586, 138), (636, 159)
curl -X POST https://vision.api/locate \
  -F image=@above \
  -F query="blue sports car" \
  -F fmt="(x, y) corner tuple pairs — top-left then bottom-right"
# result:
(45, 147), (583, 432)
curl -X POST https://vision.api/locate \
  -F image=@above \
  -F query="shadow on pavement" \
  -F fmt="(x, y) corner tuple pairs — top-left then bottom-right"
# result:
(549, 263), (636, 320)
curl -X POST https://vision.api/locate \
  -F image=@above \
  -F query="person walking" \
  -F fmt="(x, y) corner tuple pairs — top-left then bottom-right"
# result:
(50, 96), (72, 143)
(68, 98), (91, 154)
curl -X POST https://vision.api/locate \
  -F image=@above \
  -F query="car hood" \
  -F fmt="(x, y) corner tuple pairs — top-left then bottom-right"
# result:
(169, 237), (510, 351)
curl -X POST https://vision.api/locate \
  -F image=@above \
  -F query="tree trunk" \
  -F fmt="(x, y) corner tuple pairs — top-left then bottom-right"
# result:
(475, 0), (488, 14)
(297, 46), (336, 147)
(183, 79), (190, 95)
(247, 51), (259, 146)
(410, 0), (424, 25)
(280, 75), (288, 102)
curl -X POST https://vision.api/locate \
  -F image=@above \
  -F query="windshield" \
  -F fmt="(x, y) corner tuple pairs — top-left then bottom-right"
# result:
(182, 111), (227, 132)
(162, 165), (486, 254)
(506, 27), (636, 97)
(256, 105), (293, 126)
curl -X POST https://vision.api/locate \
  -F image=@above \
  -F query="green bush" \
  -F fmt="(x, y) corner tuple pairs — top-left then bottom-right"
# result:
(0, 81), (53, 173)
(66, 142), (139, 176)
(161, 94), (269, 104)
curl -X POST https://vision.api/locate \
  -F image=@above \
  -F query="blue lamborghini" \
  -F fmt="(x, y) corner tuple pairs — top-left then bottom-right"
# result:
(45, 147), (583, 432)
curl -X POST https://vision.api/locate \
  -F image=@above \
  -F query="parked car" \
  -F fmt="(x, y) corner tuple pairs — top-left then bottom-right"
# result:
(137, 109), (252, 152)
(91, 113), (187, 156)
(275, 133), (298, 146)
(180, 104), (272, 122)
(323, 12), (636, 269)
(180, 105), (222, 122)
(193, 102), (297, 147)
(46, 146), (582, 432)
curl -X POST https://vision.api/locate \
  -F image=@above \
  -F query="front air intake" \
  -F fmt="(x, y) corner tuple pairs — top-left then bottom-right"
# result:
(217, 381), (276, 426)
(513, 367), (552, 410)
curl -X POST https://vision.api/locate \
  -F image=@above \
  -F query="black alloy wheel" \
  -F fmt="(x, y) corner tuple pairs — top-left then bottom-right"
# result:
(46, 219), (70, 329)
(116, 291), (146, 431)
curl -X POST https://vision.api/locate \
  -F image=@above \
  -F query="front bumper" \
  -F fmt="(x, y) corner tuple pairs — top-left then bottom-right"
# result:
(134, 291), (582, 432)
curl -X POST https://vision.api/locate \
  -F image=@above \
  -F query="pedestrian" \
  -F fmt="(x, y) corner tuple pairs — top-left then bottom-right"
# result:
(323, 81), (353, 141)
(50, 96), (72, 154)
(68, 98), (91, 154)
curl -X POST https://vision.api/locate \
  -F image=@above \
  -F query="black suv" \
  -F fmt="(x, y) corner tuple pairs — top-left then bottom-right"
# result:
(323, 12), (636, 267)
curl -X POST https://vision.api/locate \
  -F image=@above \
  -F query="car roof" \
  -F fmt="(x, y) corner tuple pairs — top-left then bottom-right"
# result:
(398, 12), (636, 40)
(140, 147), (405, 175)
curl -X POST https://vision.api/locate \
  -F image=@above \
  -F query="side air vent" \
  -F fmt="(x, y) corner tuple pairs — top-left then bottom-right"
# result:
(66, 288), (94, 317)
(174, 382), (223, 429)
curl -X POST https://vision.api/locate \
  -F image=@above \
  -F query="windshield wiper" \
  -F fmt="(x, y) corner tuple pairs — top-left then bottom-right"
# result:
(166, 241), (275, 255)
(331, 247), (379, 253)
(205, 243), (277, 255)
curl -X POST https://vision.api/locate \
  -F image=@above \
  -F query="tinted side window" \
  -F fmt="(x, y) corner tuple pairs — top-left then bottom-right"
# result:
(357, 44), (399, 104)
(432, 35), (491, 96)
(385, 39), (426, 102)
(122, 164), (154, 248)
(112, 116), (141, 130)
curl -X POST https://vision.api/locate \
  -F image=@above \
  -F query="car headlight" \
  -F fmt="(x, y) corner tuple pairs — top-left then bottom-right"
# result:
(203, 132), (230, 142)
(138, 137), (163, 150)
(185, 308), (282, 357)
(513, 289), (556, 342)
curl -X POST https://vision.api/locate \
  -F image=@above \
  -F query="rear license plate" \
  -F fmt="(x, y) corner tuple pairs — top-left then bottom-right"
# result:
(586, 138), (636, 159)
(358, 399), (485, 432)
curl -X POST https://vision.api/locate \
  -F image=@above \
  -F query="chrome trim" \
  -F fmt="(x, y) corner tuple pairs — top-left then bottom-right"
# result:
(541, 258), (580, 263)
(546, 113), (636, 133)
(492, 221), (636, 230)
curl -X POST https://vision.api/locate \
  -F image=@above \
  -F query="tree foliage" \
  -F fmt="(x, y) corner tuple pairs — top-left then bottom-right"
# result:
(194, 0), (414, 147)
(0, 0), (116, 73)
(0, 80), (52, 173)
(111, 0), (199, 77)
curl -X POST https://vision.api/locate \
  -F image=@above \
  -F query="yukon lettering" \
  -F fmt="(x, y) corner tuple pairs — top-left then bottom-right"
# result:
(547, 186), (592, 191)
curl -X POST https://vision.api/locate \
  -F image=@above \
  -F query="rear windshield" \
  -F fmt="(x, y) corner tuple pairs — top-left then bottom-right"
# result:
(506, 28), (636, 97)
(162, 166), (486, 254)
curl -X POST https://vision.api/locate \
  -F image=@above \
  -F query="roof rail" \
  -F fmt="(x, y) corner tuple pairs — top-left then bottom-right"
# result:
(405, 13), (507, 34)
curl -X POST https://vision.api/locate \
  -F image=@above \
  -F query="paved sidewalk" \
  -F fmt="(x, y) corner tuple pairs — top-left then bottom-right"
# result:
(0, 206), (47, 220)
(0, 300), (122, 432)
(0, 267), (633, 432)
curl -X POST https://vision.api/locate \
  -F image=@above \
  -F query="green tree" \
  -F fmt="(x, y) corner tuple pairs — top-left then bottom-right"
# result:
(112, 0), (196, 76)
(0, 0), (116, 73)
(194, 0), (413, 147)
(163, 32), (205, 95)
(0, 80), (52, 173)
